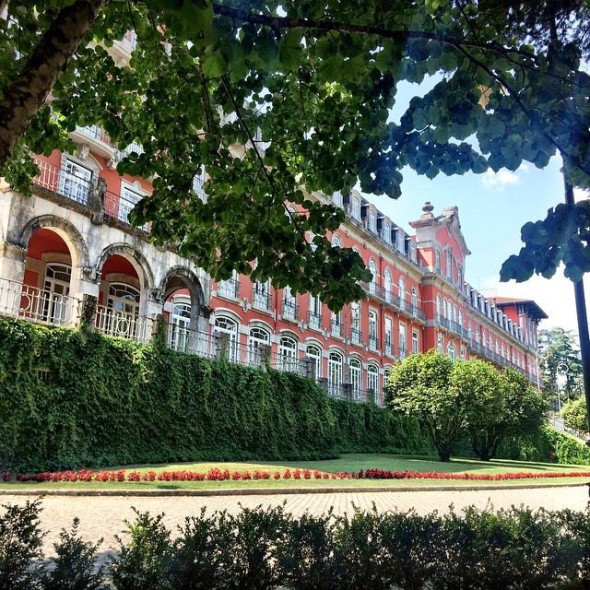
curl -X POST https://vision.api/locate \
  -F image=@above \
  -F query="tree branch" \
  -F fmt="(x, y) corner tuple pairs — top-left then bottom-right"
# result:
(0, 0), (108, 170)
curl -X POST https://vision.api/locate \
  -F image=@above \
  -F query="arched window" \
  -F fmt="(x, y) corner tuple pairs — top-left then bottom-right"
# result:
(169, 298), (192, 352)
(101, 282), (141, 339)
(384, 269), (392, 303)
(349, 358), (362, 399)
(306, 343), (322, 379)
(331, 234), (342, 248)
(369, 259), (377, 294)
(328, 351), (344, 395)
(411, 286), (418, 310)
(214, 316), (239, 362)
(436, 294), (442, 319)
(437, 332), (444, 351)
(279, 335), (298, 372)
(248, 326), (271, 367)
(367, 363), (379, 396)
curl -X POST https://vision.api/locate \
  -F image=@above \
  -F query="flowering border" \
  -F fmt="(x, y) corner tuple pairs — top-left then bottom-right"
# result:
(3, 467), (590, 484)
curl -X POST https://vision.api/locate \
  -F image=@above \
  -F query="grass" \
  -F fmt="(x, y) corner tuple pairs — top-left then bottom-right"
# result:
(2, 454), (589, 492)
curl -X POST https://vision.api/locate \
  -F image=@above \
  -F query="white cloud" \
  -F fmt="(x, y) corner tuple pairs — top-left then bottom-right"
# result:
(482, 168), (521, 189)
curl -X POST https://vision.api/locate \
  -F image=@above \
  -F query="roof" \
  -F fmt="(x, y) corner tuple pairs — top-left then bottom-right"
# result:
(491, 297), (548, 321)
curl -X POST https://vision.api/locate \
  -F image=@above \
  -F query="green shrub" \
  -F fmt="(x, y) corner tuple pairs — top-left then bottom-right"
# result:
(0, 317), (429, 471)
(4, 500), (590, 589)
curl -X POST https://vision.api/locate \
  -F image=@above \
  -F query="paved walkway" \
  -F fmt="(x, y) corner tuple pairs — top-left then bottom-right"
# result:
(2, 485), (589, 560)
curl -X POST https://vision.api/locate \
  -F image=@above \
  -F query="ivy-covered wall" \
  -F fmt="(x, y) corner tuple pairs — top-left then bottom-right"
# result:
(0, 318), (428, 471)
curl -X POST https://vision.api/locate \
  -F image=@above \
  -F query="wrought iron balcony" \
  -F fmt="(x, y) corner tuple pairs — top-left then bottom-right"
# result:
(282, 299), (298, 321)
(217, 278), (240, 300)
(308, 310), (322, 330)
(331, 318), (342, 337)
(350, 327), (363, 345)
(252, 288), (272, 311)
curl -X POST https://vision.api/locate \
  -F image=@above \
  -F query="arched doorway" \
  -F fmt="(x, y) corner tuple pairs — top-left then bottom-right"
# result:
(18, 228), (76, 325)
(96, 254), (143, 339)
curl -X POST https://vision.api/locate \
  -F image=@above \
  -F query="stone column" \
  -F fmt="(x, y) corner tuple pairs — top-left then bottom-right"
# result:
(0, 240), (26, 283)
(79, 294), (98, 331)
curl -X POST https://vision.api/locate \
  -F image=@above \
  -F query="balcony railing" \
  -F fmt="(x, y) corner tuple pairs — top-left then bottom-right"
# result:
(217, 278), (240, 300)
(331, 319), (342, 337)
(282, 299), (298, 321)
(252, 288), (272, 311)
(351, 327), (362, 345)
(0, 277), (79, 326)
(95, 305), (151, 343)
(33, 158), (94, 206)
(308, 311), (322, 330)
(360, 281), (400, 309)
(368, 334), (379, 350)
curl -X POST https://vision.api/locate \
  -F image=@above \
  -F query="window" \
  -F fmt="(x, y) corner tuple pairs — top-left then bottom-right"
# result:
(351, 302), (361, 344)
(279, 335), (298, 372)
(119, 184), (145, 226)
(384, 269), (392, 303)
(399, 322), (407, 358)
(411, 286), (418, 310)
(367, 364), (379, 395)
(446, 250), (453, 280)
(306, 344), (322, 379)
(398, 277), (406, 306)
(332, 191), (343, 208)
(351, 197), (361, 219)
(248, 326), (271, 367)
(368, 309), (378, 349)
(437, 332), (443, 351)
(169, 299), (191, 352)
(412, 330), (419, 354)
(369, 210), (377, 232)
(42, 263), (72, 324)
(458, 310), (463, 329)
(447, 342), (456, 359)
(396, 230), (405, 254)
(435, 249), (441, 272)
(218, 270), (239, 299)
(332, 234), (342, 248)
(349, 358), (362, 399)
(383, 366), (391, 398)
(59, 158), (92, 205)
(383, 221), (391, 243)
(214, 316), (239, 362)
(384, 317), (393, 355)
(460, 346), (466, 359)
(436, 295), (442, 319)
(282, 286), (297, 320)
(309, 294), (322, 329)
(457, 268), (463, 289)
(253, 280), (270, 310)
(331, 310), (341, 337)
(369, 259), (377, 294)
(328, 351), (344, 395)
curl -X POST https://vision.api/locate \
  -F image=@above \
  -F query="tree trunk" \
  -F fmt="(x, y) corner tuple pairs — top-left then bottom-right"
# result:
(437, 446), (451, 462)
(0, 0), (108, 171)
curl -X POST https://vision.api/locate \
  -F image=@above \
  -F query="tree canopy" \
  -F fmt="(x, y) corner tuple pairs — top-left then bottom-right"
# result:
(1, 0), (589, 306)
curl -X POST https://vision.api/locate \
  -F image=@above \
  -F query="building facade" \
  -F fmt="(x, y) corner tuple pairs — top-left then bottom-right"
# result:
(0, 134), (546, 407)
(0, 35), (546, 405)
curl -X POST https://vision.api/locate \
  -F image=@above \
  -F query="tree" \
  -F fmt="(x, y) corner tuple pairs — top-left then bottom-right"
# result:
(467, 368), (546, 461)
(562, 397), (588, 434)
(451, 358), (505, 461)
(538, 328), (582, 404)
(1, 1), (589, 307)
(386, 351), (459, 462)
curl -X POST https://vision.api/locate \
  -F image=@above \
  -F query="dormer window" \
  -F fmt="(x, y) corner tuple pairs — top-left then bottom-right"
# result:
(396, 230), (405, 254)
(446, 250), (452, 281)
(435, 250), (441, 272)
(369, 210), (377, 232)
(332, 191), (343, 208)
(383, 221), (391, 243)
(351, 197), (361, 220)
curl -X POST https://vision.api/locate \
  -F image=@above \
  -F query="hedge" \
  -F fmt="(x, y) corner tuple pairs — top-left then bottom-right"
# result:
(0, 317), (428, 471)
(3, 499), (590, 589)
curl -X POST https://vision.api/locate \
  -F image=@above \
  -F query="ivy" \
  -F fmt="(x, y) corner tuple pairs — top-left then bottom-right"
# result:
(0, 317), (426, 471)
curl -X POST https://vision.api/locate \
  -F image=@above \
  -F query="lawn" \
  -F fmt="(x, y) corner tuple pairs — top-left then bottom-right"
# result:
(1, 454), (590, 492)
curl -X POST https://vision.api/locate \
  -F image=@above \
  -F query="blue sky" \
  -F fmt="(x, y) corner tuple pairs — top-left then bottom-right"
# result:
(362, 82), (589, 334)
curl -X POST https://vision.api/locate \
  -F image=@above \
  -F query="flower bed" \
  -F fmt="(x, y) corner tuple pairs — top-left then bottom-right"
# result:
(3, 467), (590, 484)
